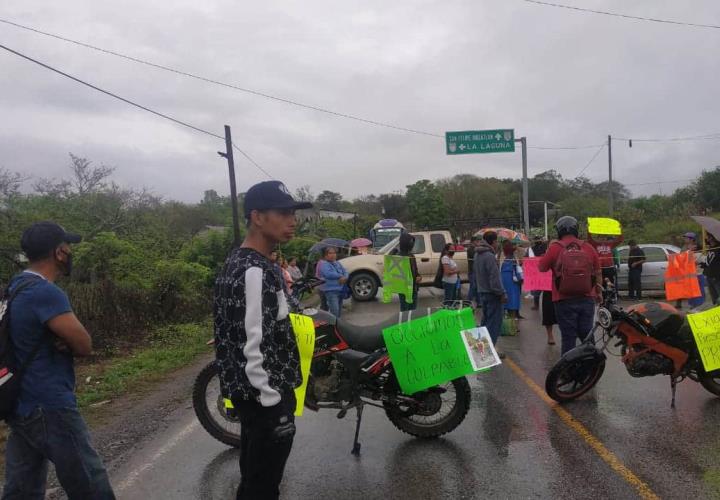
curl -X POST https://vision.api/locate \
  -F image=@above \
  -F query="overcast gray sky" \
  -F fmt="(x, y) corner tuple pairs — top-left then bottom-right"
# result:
(1, 0), (718, 202)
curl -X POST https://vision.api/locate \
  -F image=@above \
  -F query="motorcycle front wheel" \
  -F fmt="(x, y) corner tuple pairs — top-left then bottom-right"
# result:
(699, 369), (720, 396)
(383, 377), (471, 438)
(193, 361), (243, 448)
(545, 357), (605, 403)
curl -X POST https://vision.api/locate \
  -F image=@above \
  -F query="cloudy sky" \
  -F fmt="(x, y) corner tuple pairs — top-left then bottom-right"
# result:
(1, 0), (718, 202)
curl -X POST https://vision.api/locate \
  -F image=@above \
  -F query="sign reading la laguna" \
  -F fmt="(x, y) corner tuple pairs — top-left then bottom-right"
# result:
(446, 129), (515, 155)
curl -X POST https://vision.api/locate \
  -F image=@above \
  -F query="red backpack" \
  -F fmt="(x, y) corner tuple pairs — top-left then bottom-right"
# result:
(553, 239), (594, 296)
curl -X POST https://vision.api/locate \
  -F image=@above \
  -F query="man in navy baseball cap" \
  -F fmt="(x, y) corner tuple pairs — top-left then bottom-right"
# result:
(243, 181), (313, 220)
(216, 181), (312, 498)
(21, 222), (82, 262)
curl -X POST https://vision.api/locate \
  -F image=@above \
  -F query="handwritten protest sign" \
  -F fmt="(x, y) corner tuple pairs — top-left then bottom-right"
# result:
(687, 306), (720, 372)
(382, 308), (477, 394)
(522, 257), (552, 292)
(382, 255), (414, 304)
(588, 217), (622, 236)
(289, 313), (316, 416)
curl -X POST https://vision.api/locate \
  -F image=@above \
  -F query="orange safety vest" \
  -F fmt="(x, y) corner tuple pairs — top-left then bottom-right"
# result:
(664, 251), (701, 301)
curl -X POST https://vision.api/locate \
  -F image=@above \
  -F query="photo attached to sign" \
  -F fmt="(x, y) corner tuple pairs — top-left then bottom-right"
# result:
(460, 327), (502, 372)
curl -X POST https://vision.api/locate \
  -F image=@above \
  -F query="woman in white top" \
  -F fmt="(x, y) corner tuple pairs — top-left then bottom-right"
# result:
(287, 257), (303, 282)
(441, 245), (460, 305)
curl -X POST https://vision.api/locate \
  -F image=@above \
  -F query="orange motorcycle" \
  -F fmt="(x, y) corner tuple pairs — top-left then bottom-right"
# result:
(545, 287), (720, 407)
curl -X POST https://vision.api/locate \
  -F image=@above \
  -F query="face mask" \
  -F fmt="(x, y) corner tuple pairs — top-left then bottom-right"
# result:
(58, 251), (73, 277)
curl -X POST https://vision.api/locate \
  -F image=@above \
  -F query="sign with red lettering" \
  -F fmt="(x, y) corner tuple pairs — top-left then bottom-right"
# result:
(522, 257), (552, 292)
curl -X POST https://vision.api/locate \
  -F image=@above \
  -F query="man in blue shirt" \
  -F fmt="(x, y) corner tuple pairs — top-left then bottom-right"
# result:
(2, 222), (114, 500)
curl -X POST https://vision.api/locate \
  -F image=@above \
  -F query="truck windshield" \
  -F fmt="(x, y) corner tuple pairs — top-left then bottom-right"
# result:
(377, 237), (400, 254)
(372, 228), (403, 249)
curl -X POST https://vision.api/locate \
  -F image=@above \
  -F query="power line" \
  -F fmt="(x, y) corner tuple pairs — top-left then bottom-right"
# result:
(574, 144), (605, 178)
(624, 179), (695, 187)
(0, 42), (271, 179)
(520, 0), (720, 30)
(0, 17), (442, 139)
(614, 133), (720, 143)
(0, 17), (634, 152)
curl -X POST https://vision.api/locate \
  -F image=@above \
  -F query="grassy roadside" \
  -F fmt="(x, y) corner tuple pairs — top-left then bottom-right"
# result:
(0, 319), (212, 465)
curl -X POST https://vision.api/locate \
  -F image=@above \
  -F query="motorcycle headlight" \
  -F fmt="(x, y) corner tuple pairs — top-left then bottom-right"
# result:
(597, 307), (613, 329)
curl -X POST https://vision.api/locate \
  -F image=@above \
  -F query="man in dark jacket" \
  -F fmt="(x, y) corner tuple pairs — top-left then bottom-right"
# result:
(627, 240), (646, 300)
(703, 233), (720, 305)
(214, 181), (312, 499)
(474, 231), (506, 347)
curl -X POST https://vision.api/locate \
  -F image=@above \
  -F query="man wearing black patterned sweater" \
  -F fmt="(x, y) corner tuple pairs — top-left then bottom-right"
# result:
(214, 180), (312, 500)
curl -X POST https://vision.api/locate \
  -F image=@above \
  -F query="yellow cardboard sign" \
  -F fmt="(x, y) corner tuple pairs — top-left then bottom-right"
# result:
(289, 313), (316, 416)
(587, 217), (622, 236)
(222, 314), (315, 416)
(687, 306), (720, 372)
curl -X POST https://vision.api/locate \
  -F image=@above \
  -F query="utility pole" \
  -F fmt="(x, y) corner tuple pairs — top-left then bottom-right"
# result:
(520, 137), (530, 236)
(218, 125), (241, 246)
(608, 134), (614, 216)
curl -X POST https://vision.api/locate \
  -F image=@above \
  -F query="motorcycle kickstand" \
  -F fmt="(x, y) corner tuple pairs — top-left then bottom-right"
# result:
(670, 377), (678, 409)
(351, 403), (364, 457)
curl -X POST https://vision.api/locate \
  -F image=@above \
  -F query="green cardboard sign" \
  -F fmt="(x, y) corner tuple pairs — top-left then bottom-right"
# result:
(382, 255), (414, 304)
(382, 308), (477, 394)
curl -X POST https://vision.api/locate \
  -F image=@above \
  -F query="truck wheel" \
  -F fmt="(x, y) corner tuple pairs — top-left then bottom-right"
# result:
(350, 272), (378, 302)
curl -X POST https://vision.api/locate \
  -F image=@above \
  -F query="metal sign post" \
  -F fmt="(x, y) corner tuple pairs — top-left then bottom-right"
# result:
(445, 129), (530, 235)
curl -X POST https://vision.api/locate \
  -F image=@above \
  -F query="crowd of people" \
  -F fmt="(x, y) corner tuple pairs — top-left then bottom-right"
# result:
(5, 175), (718, 499)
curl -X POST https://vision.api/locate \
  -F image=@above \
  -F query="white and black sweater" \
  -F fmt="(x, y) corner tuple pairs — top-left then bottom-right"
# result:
(213, 248), (301, 407)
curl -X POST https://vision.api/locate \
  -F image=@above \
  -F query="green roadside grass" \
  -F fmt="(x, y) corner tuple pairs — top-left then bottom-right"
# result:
(0, 320), (212, 473)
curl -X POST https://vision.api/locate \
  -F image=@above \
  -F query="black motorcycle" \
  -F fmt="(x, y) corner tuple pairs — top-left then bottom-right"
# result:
(193, 278), (471, 454)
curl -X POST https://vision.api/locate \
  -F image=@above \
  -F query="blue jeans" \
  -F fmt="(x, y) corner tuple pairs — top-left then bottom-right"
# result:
(399, 289), (418, 311)
(443, 282), (458, 304)
(479, 292), (503, 345)
(325, 291), (343, 318)
(3, 407), (114, 500)
(554, 298), (596, 355)
(468, 271), (477, 304)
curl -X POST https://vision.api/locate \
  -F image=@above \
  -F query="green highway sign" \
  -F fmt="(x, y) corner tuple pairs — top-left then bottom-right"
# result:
(445, 129), (515, 155)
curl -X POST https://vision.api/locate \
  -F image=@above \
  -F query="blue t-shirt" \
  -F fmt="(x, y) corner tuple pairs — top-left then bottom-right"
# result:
(9, 272), (76, 416)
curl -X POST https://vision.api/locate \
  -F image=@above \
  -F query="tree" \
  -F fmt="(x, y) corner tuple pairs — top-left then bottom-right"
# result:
(693, 167), (720, 211)
(315, 190), (343, 210)
(295, 185), (314, 203)
(405, 180), (447, 228)
(436, 174), (517, 224)
(379, 193), (408, 221)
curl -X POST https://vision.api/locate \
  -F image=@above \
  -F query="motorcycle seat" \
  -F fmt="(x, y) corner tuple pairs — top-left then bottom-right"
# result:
(336, 308), (435, 353)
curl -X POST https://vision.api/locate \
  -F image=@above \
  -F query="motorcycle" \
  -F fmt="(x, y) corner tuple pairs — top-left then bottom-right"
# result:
(545, 285), (720, 407)
(193, 277), (471, 455)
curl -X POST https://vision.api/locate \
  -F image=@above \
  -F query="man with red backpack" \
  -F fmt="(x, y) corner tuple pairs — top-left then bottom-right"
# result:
(539, 216), (602, 354)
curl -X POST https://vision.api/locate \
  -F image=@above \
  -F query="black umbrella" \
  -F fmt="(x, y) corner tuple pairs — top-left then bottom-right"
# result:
(691, 216), (720, 241)
(308, 238), (350, 255)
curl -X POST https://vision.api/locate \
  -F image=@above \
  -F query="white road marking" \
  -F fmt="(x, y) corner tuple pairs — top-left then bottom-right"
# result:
(115, 419), (199, 492)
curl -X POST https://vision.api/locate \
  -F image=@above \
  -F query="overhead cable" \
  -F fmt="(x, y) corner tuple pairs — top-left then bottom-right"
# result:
(521, 0), (720, 30)
(0, 17), (625, 151)
(0, 42), (271, 179)
(574, 144), (605, 178)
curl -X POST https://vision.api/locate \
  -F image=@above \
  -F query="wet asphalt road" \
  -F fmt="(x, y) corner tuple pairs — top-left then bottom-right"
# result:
(110, 289), (720, 499)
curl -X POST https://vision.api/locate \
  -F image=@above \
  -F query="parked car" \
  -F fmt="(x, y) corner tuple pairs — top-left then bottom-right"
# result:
(341, 230), (468, 301)
(616, 244), (681, 292)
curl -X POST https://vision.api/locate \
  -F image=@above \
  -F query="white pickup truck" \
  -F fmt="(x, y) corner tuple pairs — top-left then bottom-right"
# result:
(340, 230), (469, 301)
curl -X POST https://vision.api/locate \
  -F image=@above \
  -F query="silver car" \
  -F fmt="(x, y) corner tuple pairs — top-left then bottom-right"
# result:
(615, 244), (681, 291)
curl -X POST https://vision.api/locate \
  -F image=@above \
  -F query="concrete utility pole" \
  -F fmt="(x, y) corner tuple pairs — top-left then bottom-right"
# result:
(218, 125), (241, 246)
(608, 134), (614, 216)
(520, 137), (530, 236)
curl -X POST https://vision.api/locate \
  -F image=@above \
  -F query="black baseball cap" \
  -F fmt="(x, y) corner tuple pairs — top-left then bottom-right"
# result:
(21, 222), (82, 260)
(243, 181), (313, 218)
